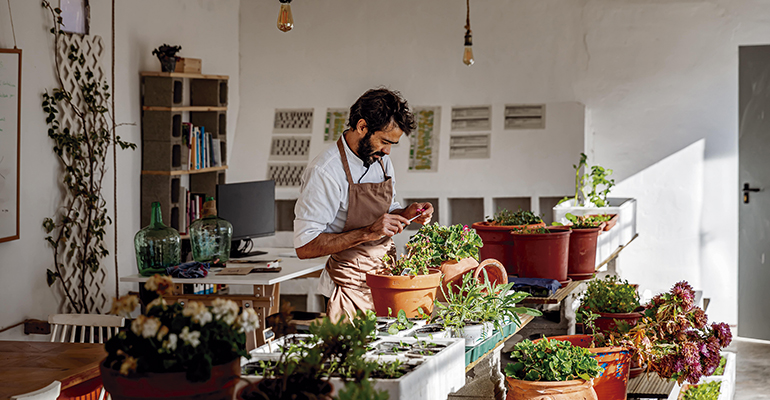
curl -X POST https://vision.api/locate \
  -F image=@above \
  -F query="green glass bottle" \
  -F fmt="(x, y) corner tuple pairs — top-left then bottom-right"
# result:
(134, 202), (181, 276)
(189, 197), (232, 263)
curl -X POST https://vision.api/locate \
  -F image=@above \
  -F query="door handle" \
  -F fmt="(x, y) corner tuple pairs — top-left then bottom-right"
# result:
(743, 183), (761, 204)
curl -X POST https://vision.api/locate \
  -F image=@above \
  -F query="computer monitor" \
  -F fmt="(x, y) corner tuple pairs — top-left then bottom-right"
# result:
(216, 180), (276, 257)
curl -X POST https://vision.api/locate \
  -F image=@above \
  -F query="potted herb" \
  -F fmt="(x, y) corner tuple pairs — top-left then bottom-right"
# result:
(504, 337), (603, 400)
(471, 209), (545, 275)
(510, 226), (572, 285)
(554, 213), (606, 280)
(151, 43), (182, 72)
(577, 275), (642, 334)
(101, 275), (259, 400)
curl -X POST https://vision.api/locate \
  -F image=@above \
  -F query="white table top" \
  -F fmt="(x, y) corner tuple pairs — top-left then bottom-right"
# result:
(120, 248), (327, 286)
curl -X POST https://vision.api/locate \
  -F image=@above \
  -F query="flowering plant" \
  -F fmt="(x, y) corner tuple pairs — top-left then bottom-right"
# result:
(105, 275), (260, 382)
(382, 223), (482, 275)
(619, 281), (732, 384)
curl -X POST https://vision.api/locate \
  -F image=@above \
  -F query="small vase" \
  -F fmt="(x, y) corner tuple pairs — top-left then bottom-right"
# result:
(189, 198), (232, 263)
(159, 56), (177, 72)
(134, 202), (181, 276)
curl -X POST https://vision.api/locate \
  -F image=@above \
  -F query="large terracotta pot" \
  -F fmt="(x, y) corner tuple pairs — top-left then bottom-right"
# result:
(567, 227), (602, 281)
(366, 268), (442, 318)
(511, 228), (571, 284)
(471, 221), (546, 276)
(100, 358), (240, 400)
(506, 376), (597, 400)
(594, 311), (643, 334)
(437, 258), (508, 302)
(545, 335), (632, 400)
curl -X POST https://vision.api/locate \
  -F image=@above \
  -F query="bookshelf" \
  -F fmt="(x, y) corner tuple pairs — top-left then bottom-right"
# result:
(140, 71), (229, 235)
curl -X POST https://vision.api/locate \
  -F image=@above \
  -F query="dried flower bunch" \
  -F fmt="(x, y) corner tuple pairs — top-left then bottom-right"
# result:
(622, 281), (732, 384)
(105, 275), (260, 382)
(382, 223), (483, 276)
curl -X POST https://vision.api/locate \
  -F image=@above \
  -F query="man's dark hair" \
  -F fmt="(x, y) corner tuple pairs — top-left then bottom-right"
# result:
(348, 88), (416, 136)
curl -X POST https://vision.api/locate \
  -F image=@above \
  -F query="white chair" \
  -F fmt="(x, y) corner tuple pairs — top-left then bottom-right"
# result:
(48, 314), (125, 343)
(11, 381), (61, 400)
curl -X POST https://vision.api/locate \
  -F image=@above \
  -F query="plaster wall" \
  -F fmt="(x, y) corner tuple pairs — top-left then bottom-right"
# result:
(0, 0), (239, 339)
(235, 0), (768, 326)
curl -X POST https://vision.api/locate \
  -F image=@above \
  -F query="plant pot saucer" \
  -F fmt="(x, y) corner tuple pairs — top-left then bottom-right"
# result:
(568, 272), (594, 281)
(559, 277), (572, 288)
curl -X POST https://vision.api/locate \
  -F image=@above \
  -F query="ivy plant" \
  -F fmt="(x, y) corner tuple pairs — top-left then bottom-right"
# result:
(41, 2), (136, 313)
(485, 208), (543, 226)
(504, 337), (603, 382)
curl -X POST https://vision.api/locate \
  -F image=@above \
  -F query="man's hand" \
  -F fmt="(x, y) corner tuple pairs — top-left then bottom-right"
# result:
(368, 213), (411, 238)
(404, 202), (434, 225)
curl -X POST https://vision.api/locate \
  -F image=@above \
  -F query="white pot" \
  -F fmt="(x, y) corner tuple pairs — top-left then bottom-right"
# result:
(413, 324), (450, 339)
(456, 321), (494, 346)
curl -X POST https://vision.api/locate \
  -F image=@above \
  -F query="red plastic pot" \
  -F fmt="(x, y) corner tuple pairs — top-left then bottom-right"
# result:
(471, 221), (545, 276)
(594, 311), (643, 334)
(542, 335), (631, 400)
(567, 226), (602, 281)
(511, 228), (571, 283)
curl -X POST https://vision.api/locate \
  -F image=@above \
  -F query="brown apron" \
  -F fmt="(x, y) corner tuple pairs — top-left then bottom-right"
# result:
(325, 137), (395, 322)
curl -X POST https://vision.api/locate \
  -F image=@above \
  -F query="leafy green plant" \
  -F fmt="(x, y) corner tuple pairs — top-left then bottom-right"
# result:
(386, 308), (415, 335)
(511, 226), (550, 234)
(382, 223), (483, 275)
(713, 355), (727, 376)
(682, 381), (721, 400)
(559, 153), (615, 207)
(41, 2), (136, 312)
(485, 208), (543, 226)
(504, 337), (603, 382)
(578, 275), (640, 319)
(475, 270), (542, 332)
(151, 43), (182, 60)
(553, 213), (605, 229)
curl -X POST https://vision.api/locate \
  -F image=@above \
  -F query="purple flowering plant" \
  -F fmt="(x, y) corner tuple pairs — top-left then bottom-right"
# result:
(382, 223), (483, 276)
(619, 281), (732, 385)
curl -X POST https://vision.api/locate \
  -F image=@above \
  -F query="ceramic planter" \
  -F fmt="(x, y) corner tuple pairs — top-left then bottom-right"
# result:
(437, 257), (508, 302)
(567, 226), (603, 281)
(455, 321), (494, 347)
(511, 228), (571, 285)
(505, 376), (598, 400)
(101, 358), (240, 400)
(471, 221), (546, 276)
(545, 335), (631, 400)
(366, 268), (442, 318)
(594, 311), (643, 334)
(413, 323), (450, 339)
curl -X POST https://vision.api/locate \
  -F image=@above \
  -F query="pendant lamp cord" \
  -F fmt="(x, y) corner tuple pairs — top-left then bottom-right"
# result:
(6, 0), (17, 49)
(465, 0), (471, 33)
(111, 0), (119, 300)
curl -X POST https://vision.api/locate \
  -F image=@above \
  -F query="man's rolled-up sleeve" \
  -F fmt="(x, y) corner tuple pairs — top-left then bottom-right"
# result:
(293, 166), (342, 248)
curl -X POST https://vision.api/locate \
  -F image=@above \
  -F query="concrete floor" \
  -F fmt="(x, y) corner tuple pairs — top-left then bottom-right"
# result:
(730, 337), (770, 400)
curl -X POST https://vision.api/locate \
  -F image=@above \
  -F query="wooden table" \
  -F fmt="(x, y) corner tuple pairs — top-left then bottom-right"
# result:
(0, 341), (106, 400)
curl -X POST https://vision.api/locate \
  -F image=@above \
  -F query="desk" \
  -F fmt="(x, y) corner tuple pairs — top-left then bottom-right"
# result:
(0, 341), (106, 400)
(121, 248), (327, 348)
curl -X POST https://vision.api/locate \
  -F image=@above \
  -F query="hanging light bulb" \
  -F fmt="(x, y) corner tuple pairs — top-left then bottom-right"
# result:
(462, 0), (474, 66)
(277, 0), (294, 33)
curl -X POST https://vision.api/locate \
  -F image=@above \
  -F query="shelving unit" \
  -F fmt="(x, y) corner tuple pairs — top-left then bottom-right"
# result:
(140, 71), (229, 234)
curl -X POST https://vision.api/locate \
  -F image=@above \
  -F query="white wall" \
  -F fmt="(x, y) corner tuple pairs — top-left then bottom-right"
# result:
(234, 0), (767, 326)
(0, 0), (239, 339)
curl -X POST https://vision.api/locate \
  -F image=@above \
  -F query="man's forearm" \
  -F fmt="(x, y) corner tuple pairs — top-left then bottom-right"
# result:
(296, 229), (379, 259)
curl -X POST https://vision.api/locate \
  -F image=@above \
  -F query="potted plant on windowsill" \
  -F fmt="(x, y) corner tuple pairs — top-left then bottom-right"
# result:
(504, 337), (604, 400)
(471, 209), (545, 276)
(510, 226), (572, 286)
(554, 213), (606, 280)
(101, 275), (260, 400)
(577, 275), (642, 335)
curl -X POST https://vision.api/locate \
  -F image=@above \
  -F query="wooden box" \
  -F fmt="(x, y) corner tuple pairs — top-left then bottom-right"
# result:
(174, 57), (202, 74)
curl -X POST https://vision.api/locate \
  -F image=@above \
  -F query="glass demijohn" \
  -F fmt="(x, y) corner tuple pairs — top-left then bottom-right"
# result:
(134, 202), (181, 276)
(190, 198), (233, 263)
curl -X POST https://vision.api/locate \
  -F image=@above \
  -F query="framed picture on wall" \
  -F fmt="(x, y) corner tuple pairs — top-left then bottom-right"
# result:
(59, 0), (90, 35)
(0, 48), (22, 243)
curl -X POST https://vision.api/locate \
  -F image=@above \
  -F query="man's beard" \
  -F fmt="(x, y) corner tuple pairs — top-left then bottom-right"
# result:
(358, 132), (386, 168)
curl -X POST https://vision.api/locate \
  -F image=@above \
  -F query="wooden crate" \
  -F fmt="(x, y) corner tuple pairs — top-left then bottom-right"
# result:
(174, 57), (202, 74)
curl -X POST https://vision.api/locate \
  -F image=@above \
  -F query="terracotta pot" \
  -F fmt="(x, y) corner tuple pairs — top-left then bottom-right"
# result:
(544, 335), (632, 400)
(594, 311), (643, 334)
(567, 226), (602, 281)
(438, 257), (508, 302)
(472, 221), (546, 276)
(366, 268), (442, 318)
(100, 358), (240, 400)
(505, 376), (597, 400)
(511, 228), (571, 283)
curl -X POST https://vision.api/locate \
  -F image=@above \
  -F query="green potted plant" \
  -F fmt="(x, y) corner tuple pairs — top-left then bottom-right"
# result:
(510, 226), (572, 285)
(101, 275), (259, 400)
(678, 380), (722, 400)
(151, 43), (182, 72)
(471, 209), (545, 275)
(577, 275), (642, 334)
(504, 337), (603, 400)
(554, 213), (606, 281)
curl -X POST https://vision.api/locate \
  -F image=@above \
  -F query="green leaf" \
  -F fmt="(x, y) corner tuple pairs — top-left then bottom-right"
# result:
(46, 269), (58, 287)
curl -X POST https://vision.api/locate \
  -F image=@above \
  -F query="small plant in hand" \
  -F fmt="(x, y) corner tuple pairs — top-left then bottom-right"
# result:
(105, 275), (259, 382)
(682, 380), (721, 400)
(485, 208), (543, 226)
(382, 223), (483, 276)
(504, 337), (603, 382)
(577, 275), (640, 323)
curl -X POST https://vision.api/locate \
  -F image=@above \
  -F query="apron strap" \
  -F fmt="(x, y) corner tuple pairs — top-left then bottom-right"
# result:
(336, 137), (355, 186)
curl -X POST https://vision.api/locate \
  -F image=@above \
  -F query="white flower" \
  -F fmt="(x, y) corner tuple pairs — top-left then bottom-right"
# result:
(179, 326), (201, 348)
(131, 315), (161, 338)
(164, 333), (178, 351)
(211, 298), (239, 325)
(237, 307), (260, 332)
(182, 301), (213, 326)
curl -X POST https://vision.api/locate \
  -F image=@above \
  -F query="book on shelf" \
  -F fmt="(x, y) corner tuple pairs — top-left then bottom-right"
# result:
(180, 122), (225, 171)
(211, 138), (221, 167)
